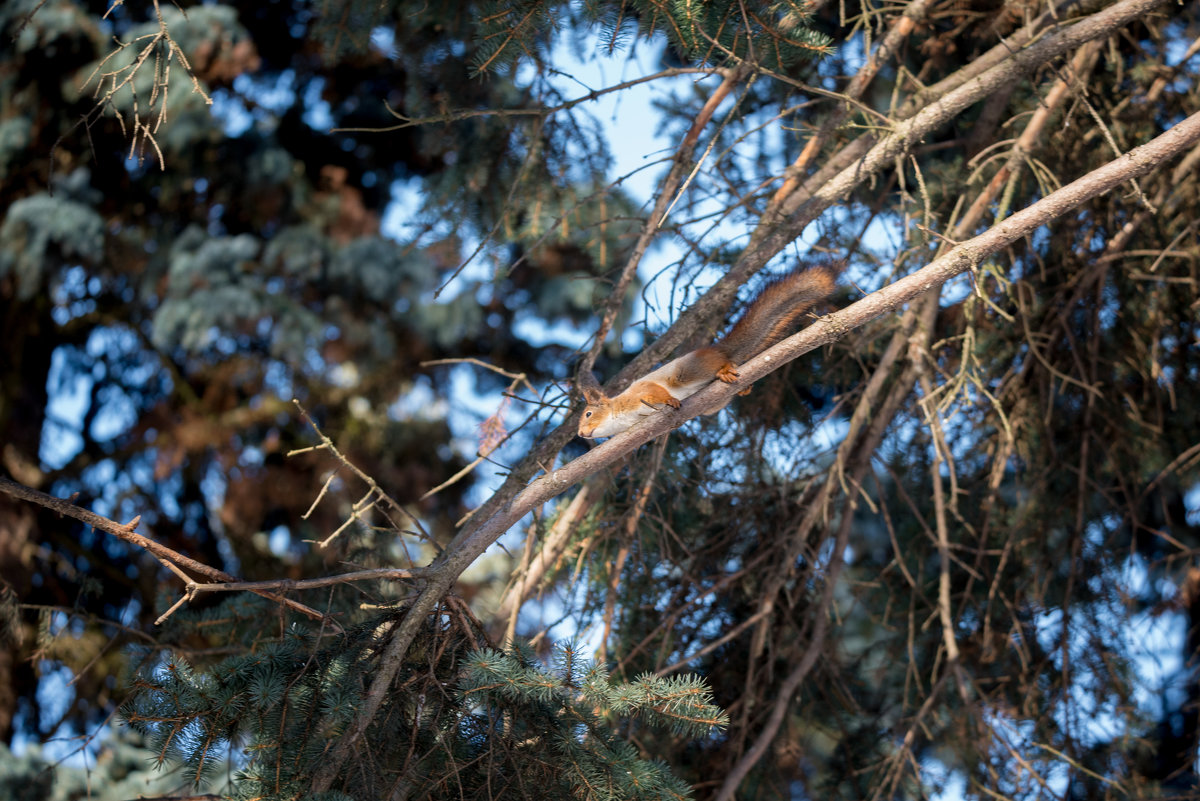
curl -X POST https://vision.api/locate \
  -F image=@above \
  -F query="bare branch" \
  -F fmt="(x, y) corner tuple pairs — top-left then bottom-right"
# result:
(0, 476), (340, 631)
(333, 67), (720, 134)
(290, 400), (435, 549)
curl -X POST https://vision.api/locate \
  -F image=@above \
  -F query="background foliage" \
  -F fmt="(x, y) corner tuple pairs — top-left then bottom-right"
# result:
(1, 0), (1199, 799)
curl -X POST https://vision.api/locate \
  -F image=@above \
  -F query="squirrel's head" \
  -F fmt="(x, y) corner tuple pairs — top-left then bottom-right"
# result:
(577, 387), (612, 439)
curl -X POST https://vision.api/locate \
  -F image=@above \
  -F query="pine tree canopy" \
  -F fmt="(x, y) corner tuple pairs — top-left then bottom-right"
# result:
(2, 0), (1200, 799)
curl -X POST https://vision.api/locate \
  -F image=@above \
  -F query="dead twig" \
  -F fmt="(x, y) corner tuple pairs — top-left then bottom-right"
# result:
(289, 399), (435, 550)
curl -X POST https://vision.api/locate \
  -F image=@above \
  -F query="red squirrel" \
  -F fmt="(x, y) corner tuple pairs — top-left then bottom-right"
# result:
(578, 264), (837, 438)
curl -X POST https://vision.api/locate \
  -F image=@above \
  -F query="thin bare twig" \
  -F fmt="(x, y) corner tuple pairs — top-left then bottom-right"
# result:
(334, 67), (719, 134)
(184, 568), (430, 596)
(576, 63), (752, 385)
(289, 399), (435, 549)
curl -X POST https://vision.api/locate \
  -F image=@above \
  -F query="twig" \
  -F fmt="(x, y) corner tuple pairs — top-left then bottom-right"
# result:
(768, 0), (932, 209)
(417, 360), (542, 502)
(576, 63), (751, 385)
(66, 0), (212, 173)
(598, 438), (664, 667)
(494, 479), (604, 641)
(290, 400), (435, 549)
(184, 568), (429, 595)
(915, 359), (961, 665)
(420, 358), (538, 397)
(659, 70), (757, 228)
(333, 67), (719, 134)
(714, 454), (864, 801)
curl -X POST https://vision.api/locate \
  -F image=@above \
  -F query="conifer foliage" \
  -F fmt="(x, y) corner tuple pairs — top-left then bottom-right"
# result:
(121, 597), (724, 799)
(471, 0), (832, 74)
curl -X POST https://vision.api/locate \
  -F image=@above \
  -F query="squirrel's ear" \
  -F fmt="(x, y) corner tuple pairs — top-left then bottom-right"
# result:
(577, 372), (604, 404)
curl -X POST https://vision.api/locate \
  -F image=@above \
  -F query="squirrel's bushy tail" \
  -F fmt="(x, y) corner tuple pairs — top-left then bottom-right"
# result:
(718, 262), (840, 363)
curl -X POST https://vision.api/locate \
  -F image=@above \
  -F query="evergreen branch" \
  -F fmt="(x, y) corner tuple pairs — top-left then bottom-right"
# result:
(456, 641), (724, 797)
(12, 0), (1200, 794)
(309, 0), (1183, 791)
(473, 0), (552, 75)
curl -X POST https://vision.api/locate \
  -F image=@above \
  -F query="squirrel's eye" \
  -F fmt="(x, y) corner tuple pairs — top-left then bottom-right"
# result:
(584, 411), (592, 418)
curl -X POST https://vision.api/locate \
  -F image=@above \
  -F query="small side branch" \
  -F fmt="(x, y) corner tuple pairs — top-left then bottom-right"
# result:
(184, 568), (429, 596)
(0, 476), (341, 632)
(289, 399), (434, 550)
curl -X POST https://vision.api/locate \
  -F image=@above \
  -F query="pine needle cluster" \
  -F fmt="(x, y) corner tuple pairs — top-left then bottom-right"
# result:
(472, 1), (832, 74)
(460, 640), (729, 800)
(120, 597), (725, 800)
